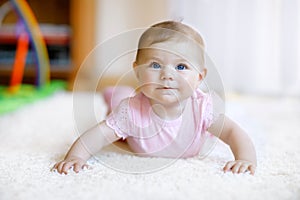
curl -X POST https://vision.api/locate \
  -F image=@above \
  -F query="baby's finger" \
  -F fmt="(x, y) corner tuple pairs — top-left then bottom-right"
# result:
(249, 165), (256, 175)
(223, 161), (235, 172)
(56, 162), (66, 174)
(82, 164), (90, 170)
(73, 163), (83, 173)
(51, 163), (62, 173)
(61, 161), (75, 174)
(51, 163), (58, 172)
(238, 164), (249, 174)
(231, 162), (242, 174)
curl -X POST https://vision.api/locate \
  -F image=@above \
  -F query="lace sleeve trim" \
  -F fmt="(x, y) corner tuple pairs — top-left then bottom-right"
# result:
(105, 118), (127, 140)
(105, 98), (132, 140)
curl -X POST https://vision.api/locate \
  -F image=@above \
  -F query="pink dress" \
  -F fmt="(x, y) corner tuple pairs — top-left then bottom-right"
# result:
(105, 88), (214, 158)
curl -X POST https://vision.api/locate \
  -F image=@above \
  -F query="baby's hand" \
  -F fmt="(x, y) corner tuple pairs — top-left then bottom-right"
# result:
(223, 160), (256, 175)
(52, 156), (89, 174)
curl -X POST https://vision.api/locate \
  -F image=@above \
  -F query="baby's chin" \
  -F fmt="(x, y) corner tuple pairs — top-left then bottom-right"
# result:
(148, 95), (188, 107)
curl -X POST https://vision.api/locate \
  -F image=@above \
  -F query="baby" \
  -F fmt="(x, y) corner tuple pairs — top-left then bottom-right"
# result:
(53, 21), (257, 175)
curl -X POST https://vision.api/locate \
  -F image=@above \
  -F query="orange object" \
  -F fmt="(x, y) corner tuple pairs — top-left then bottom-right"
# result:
(9, 33), (29, 92)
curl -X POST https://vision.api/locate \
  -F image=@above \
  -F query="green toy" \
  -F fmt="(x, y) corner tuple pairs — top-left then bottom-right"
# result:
(0, 80), (66, 115)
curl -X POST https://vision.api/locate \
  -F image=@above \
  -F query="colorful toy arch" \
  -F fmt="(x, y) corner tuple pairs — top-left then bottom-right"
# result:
(9, 0), (50, 89)
(0, 0), (66, 115)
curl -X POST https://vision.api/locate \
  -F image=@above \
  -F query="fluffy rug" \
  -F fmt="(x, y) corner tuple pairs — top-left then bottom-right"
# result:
(0, 91), (299, 200)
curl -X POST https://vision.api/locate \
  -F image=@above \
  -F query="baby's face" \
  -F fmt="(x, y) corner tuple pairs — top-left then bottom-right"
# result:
(134, 42), (206, 106)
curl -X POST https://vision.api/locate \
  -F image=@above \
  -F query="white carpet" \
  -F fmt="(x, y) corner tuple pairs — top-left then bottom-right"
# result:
(0, 91), (300, 200)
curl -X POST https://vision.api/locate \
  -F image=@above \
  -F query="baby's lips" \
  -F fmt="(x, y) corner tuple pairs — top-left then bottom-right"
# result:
(158, 86), (176, 89)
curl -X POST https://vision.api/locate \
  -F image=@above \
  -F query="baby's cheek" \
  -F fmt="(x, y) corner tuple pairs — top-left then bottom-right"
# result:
(138, 73), (155, 84)
(181, 78), (197, 90)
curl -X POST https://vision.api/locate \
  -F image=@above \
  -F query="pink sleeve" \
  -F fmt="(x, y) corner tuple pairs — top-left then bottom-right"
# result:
(105, 98), (132, 140)
(203, 94), (214, 130)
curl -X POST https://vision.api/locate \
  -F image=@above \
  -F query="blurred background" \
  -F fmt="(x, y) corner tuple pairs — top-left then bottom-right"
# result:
(0, 0), (299, 96)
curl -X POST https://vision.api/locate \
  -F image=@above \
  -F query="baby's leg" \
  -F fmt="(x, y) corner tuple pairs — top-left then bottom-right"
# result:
(103, 86), (135, 114)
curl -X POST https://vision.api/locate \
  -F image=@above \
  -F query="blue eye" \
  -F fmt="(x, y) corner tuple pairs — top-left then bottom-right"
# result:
(151, 62), (161, 69)
(175, 64), (187, 70)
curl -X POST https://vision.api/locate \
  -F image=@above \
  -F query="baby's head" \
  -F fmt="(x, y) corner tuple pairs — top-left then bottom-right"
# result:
(133, 21), (207, 105)
(135, 21), (206, 72)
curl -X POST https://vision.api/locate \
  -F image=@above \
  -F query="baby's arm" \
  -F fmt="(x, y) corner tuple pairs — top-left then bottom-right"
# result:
(53, 121), (120, 174)
(208, 115), (257, 175)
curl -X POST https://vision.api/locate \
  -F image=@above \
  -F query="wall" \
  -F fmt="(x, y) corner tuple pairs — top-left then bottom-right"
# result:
(178, 0), (300, 96)
(72, 0), (177, 91)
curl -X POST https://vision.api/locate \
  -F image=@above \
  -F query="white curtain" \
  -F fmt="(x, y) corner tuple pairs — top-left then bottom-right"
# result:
(172, 0), (300, 96)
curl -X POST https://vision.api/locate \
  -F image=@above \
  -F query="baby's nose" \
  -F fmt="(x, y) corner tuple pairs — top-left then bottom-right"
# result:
(160, 66), (175, 80)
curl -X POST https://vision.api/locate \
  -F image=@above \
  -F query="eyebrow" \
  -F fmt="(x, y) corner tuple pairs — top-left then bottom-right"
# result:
(149, 57), (164, 63)
(147, 56), (189, 64)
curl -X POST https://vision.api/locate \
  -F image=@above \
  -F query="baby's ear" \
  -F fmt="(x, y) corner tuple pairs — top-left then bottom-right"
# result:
(133, 61), (139, 79)
(199, 68), (207, 81)
(133, 61), (137, 68)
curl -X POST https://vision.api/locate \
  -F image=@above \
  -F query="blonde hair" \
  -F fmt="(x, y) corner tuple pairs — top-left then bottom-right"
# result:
(136, 21), (205, 64)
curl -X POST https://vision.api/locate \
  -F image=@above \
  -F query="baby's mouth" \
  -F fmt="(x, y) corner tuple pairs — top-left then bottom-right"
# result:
(157, 86), (176, 90)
